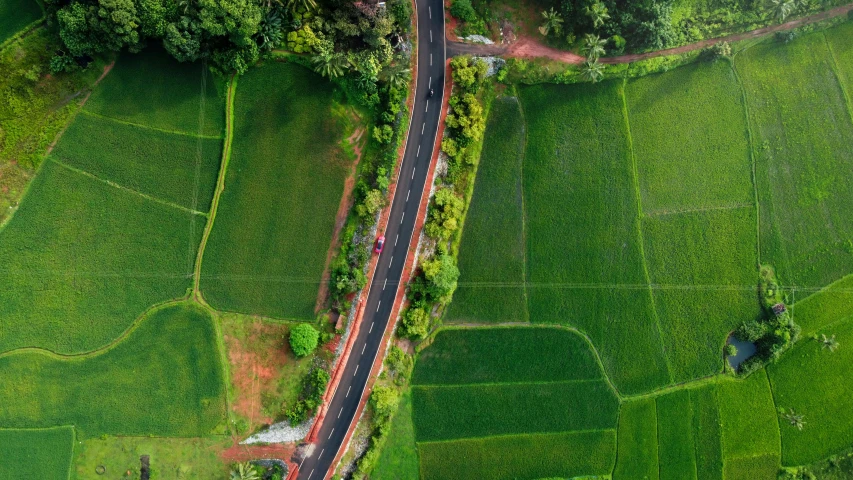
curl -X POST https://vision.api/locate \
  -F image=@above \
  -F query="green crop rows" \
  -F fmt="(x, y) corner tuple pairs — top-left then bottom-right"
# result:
(0, 161), (202, 354)
(200, 62), (352, 320)
(627, 60), (753, 213)
(418, 430), (617, 480)
(613, 398), (659, 480)
(0, 303), (227, 438)
(52, 112), (222, 211)
(413, 327), (618, 479)
(372, 390), (419, 480)
(792, 274), (853, 336)
(84, 49), (225, 137)
(447, 97), (527, 323)
(0, 426), (74, 480)
(0, 0), (42, 45)
(737, 31), (853, 290)
(412, 327), (602, 385)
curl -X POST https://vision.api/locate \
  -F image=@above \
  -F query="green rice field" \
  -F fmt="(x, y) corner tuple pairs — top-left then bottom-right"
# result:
(447, 97), (527, 323)
(372, 390), (419, 480)
(200, 62), (352, 320)
(0, 303), (227, 438)
(612, 398), (659, 480)
(0, 0), (42, 45)
(0, 161), (202, 354)
(0, 426), (74, 480)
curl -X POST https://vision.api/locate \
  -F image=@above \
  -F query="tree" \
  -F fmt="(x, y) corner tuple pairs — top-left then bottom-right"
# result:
(450, 0), (477, 23)
(781, 408), (806, 430)
(230, 462), (260, 480)
(584, 1), (610, 29)
(580, 59), (605, 83)
(289, 324), (320, 357)
(370, 385), (399, 423)
(399, 306), (430, 339)
(381, 64), (411, 90)
(421, 254), (460, 304)
(821, 333), (839, 352)
(285, 0), (317, 14)
(538, 8), (563, 37)
(769, 0), (796, 22)
(424, 188), (464, 240)
(582, 33), (606, 61)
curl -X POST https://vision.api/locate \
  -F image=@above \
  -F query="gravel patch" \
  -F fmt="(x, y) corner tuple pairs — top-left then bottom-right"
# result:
(242, 418), (313, 444)
(473, 56), (506, 76)
(462, 34), (494, 44)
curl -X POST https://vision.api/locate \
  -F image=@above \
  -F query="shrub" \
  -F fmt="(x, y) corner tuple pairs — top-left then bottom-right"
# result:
(450, 0), (477, 23)
(289, 324), (320, 357)
(724, 343), (738, 357)
(399, 306), (430, 339)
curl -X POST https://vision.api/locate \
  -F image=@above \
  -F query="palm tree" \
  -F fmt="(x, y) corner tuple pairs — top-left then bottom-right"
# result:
(769, 0), (796, 22)
(285, 0), (317, 14)
(821, 333), (840, 352)
(538, 8), (564, 37)
(781, 408), (806, 430)
(312, 53), (348, 79)
(382, 65), (412, 90)
(584, 1), (611, 29)
(580, 59), (605, 83)
(582, 34), (607, 61)
(230, 462), (260, 480)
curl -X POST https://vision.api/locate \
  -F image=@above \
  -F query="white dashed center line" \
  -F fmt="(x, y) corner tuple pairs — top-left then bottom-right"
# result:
(308, 469), (314, 480)
(422, 122), (425, 134)
(430, 53), (433, 66)
(429, 5), (431, 18)
(425, 100), (429, 112)
(339, 407), (344, 418)
(354, 365), (359, 376)
(406, 189), (410, 202)
(401, 212), (405, 224)
(412, 167), (416, 179)
(328, 428), (334, 439)
(395, 234), (399, 246)
(376, 301), (381, 312)
(430, 30), (433, 42)
(389, 256), (393, 267)
(417, 145), (420, 156)
(346, 386), (351, 397)
(383, 278), (387, 290)
(318, 449), (324, 460)
(370, 322), (375, 333)
(362, 343), (367, 355)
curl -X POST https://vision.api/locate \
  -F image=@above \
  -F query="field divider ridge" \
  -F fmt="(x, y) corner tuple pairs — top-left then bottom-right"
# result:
(192, 73), (238, 298)
(412, 378), (604, 389)
(619, 77), (674, 385)
(643, 202), (754, 218)
(514, 93), (532, 323)
(78, 109), (223, 140)
(48, 158), (209, 217)
(414, 427), (618, 446)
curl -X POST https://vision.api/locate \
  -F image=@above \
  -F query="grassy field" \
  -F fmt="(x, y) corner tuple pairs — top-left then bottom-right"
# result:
(200, 62), (352, 320)
(768, 316), (853, 466)
(642, 207), (759, 382)
(84, 49), (225, 137)
(717, 372), (780, 474)
(51, 112), (222, 211)
(0, 303), (227, 438)
(72, 436), (231, 480)
(418, 430), (616, 480)
(413, 380), (619, 441)
(691, 385), (724, 480)
(627, 60), (753, 213)
(657, 390), (698, 480)
(792, 274), (853, 336)
(0, 161), (202, 354)
(372, 390), (419, 480)
(412, 327), (603, 385)
(520, 80), (671, 394)
(613, 398), (659, 480)
(737, 31), (853, 290)
(0, 426), (74, 480)
(0, 0), (42, 45)
(447, 96), (527, 323)
(825, 21), (853, 97)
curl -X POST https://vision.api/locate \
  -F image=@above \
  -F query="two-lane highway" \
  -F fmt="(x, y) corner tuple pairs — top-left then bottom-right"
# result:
(296, 0), (446, 478)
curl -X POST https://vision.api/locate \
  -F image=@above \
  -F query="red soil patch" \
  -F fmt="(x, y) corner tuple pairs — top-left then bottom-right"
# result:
(445, 0), (460, 42)
(224, 320), (289, 430)
(219, 441), (296, 463)
(314, 126), (367, 314)
(507, 34), (585, 63)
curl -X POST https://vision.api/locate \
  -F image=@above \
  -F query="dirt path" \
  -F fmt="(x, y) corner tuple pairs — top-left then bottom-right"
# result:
(447, 3), (853, 64)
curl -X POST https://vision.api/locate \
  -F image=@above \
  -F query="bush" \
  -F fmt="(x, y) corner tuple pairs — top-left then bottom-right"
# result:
(422, 254), (460, 304)
(724, 343), (738, 357)
(289, 324), (320, 357)
(450, 0), (477, 23)
(424, 188), (464, 241)
(399, 306), (430, 339)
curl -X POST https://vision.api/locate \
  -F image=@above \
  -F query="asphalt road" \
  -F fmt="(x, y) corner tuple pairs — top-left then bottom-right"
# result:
(296, 1), (445, 478)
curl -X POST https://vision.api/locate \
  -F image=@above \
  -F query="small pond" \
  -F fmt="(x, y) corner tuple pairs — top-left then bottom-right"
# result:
(726, 334), (757, 370)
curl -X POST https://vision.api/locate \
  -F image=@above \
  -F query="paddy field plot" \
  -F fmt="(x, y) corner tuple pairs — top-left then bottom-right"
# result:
(519, 81), (671, 394)
(627, 60), (753, 213)
(790, 274), (853, 336)
(0, 0), (42, 45)
(0, 161), (203, 354)
(737, 31), (853, 290)
(51, 112), (222, 211)
(768, 316), (853, 466)
(84, 49), (225, 137)
(642, 207), (760, 382)
(717, 372), (780, 478)
(447, 97), (527, 323)
(412, 327), (618, 479)
(0, 303), (227, 438)
(0, 426), (74, 480)
(613, 398), (659, 480)
(201, 62), (352, 320)
(372, 390), (419, 480)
